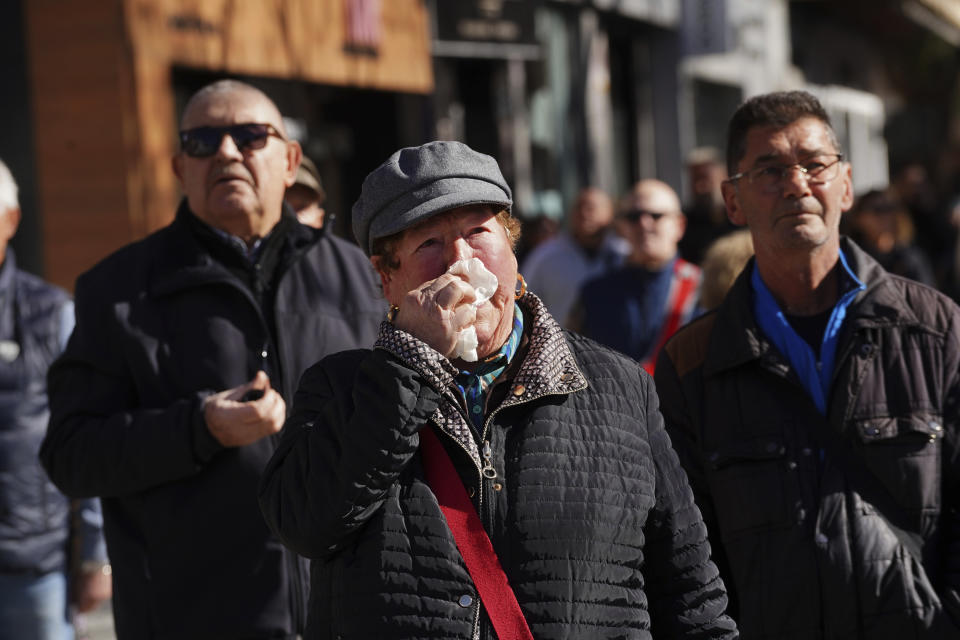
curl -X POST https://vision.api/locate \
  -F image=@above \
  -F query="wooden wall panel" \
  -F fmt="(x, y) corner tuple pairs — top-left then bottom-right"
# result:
(25, 0), (139, 290)
(129, 0), (433, 93)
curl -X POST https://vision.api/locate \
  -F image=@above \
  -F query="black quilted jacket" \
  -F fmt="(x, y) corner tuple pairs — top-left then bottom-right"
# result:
(655, 239), (960, 639)
(260, 293), (738, 639)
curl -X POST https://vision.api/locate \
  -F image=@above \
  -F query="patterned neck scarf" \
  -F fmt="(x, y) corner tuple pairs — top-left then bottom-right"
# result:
(455, 303), (524, 434)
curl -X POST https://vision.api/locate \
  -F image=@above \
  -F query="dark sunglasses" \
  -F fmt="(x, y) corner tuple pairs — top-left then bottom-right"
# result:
(179, 123), (286, 158)
(620, 209), (669, 223)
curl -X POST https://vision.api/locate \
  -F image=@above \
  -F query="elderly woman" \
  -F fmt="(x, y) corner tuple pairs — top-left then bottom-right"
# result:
(258, 141), (737, 639)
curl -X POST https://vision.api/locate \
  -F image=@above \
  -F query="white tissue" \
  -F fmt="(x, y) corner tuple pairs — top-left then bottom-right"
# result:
(447, 258), (499, 362)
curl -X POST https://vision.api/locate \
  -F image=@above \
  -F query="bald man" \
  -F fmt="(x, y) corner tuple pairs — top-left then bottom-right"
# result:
(40, 80), (385, 638)
(570, 180), (701, 373)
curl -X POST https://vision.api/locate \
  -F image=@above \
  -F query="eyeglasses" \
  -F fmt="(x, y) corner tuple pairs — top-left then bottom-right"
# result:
(620, 209), (671, 223)
(179, 123), (286, 158)
(727, 154), (844, 192)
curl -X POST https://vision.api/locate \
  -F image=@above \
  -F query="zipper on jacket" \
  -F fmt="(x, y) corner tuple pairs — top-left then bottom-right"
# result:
(481, 441), (497, 480)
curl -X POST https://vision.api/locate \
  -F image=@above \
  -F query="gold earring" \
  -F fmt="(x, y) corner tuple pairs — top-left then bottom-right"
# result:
(515, 274), (527, 299)
(387, 305), (399, 322)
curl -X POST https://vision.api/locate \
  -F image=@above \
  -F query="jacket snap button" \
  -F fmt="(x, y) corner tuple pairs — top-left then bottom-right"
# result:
(512, 384), (525, 397)
(458, 594), (473, 607)
(859, 343), (872, 357)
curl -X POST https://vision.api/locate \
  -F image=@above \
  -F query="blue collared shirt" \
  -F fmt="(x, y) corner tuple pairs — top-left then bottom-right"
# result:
(455, 303), (524, 434)
(751, 248), (865, 414)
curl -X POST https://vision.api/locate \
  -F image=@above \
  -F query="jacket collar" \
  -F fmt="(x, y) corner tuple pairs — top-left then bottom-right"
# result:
(375, 291), (588, 463)
(149, 200), (321, 298)
(703, 237), (920, 377)
(375, 292), (587, 400)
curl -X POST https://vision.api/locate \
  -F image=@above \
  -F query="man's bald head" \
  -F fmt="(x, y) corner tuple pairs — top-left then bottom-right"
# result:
(180, 80), (287, 135)
(623, 179), (683, 215)
(618, 180), (686, 268)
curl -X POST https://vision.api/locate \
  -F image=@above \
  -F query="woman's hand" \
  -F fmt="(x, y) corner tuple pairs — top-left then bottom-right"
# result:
(392, 273), (477, 358)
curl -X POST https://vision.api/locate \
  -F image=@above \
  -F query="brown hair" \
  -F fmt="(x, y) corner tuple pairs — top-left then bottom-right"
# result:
(726, 91), (841, 176)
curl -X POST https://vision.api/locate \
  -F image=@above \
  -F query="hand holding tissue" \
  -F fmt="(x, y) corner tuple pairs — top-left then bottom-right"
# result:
(446, 258), (498, 362)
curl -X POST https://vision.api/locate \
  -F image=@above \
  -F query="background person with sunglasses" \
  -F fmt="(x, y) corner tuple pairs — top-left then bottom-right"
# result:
(39, 79), (385, 639)
(655, 90), (960, 638)
(568, 179), (701, 374)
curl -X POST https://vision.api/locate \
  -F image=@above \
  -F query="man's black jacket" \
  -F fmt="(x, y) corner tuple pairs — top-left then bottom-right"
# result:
(40, 204), (385, 639)
(655, 239), (960, 639)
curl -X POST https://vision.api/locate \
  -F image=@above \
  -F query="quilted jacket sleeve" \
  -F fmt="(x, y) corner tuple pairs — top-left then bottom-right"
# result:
(640, 369), (739, 638)
(259, 348), (441, 559)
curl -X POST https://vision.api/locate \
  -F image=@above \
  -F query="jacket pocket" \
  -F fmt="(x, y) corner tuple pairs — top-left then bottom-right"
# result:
(853, 414), (941, 513)
(705, 436), (792, 536)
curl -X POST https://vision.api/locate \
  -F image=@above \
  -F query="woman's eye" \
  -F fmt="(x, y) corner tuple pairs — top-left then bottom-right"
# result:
(468, 226), (487, 236)
(416, 238), (437, 251)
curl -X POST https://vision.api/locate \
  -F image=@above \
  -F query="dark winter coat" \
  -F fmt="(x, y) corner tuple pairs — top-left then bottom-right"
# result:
(260, 293), (738, 639)
(655, 238), (960, 639)
(40, 204), (386, 639)
(0, 250), (72, 574)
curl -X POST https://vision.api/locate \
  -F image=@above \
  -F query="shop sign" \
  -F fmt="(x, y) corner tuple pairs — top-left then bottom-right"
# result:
(435, 0), (537, 46)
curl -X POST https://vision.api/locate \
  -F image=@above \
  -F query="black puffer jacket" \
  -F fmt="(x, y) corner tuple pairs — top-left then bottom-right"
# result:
(40, 204), (385, 639)
(655, 239), (960, 639)
(260, 293), (737, 639)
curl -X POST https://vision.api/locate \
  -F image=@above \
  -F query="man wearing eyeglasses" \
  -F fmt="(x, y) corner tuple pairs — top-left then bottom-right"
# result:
(654, 90), (960, 638)
(40, 79), (385, 638)
(569, 179), (700, 374)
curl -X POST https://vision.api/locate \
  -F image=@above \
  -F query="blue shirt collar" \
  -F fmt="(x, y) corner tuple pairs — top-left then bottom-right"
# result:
(455, 303), (525, 432)
(751, 247), (865, 414)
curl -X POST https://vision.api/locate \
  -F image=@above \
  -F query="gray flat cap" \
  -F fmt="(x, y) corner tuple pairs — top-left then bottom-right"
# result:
(352, 140), (512, 255)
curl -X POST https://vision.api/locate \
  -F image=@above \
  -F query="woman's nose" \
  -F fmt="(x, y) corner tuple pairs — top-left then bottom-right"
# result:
(448, 237), (473, 264)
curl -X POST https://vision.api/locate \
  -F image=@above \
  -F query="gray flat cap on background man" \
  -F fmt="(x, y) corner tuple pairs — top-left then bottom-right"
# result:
(260, 139), (738, 639)
(40, 79), (385, 639)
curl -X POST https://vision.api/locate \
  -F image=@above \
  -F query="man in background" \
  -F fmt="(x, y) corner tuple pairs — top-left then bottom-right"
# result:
(0, 158), (110, 638)
(656, 90), (960, 638)
(284, 155), (325, 229)
(680, 146), (736, 265)
(40, 80), (385, 639)
(521, 186), (629, 326)
(571, 179), (700, 374)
